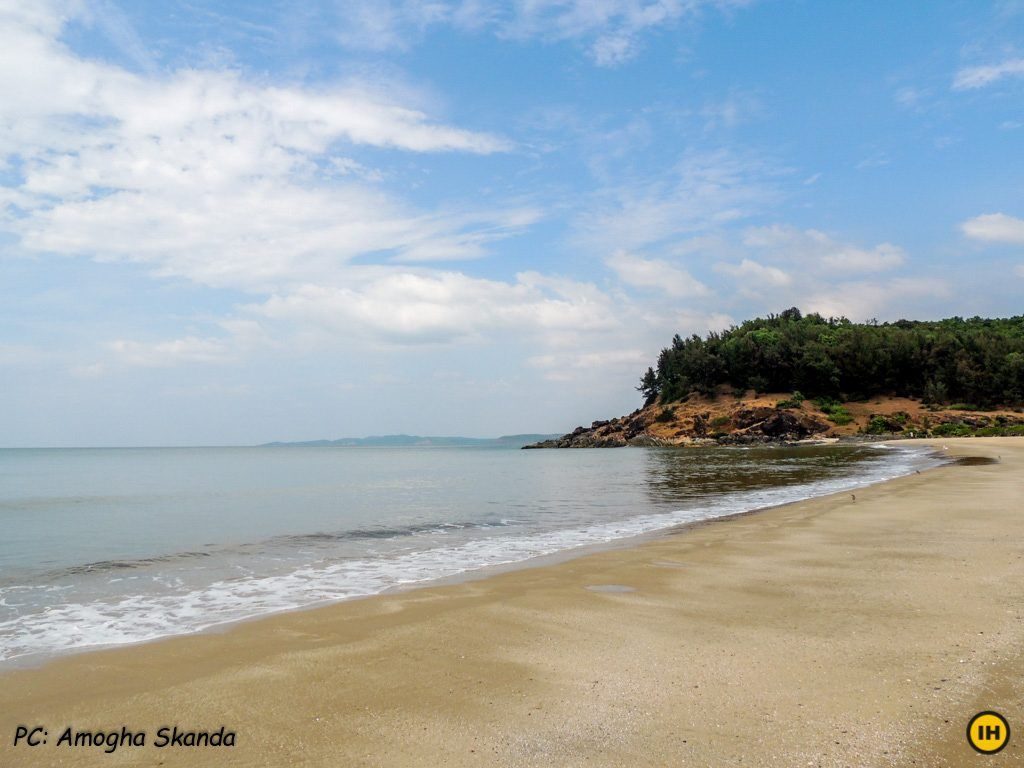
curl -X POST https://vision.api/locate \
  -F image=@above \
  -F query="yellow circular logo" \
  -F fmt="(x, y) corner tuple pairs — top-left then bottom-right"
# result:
(967, 711), (1010, 755)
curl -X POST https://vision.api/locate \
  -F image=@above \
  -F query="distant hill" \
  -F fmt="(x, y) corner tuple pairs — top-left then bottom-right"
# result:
(261, 434), (561, 448)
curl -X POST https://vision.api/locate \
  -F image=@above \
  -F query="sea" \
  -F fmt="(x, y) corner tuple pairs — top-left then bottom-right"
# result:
(0, 443), (943, 666)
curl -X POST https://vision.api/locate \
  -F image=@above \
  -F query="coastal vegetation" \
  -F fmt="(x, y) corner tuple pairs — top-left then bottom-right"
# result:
(528, 309), (1024, 448)
(638, 308), (1024, 409)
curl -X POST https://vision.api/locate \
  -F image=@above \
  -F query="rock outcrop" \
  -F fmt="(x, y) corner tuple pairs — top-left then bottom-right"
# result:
(522, 393), (1024, 448)
(524, 400), (831, 448)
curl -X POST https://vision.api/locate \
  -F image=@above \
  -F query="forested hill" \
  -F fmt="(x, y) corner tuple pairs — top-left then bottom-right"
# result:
(639, 309), (1024, 408)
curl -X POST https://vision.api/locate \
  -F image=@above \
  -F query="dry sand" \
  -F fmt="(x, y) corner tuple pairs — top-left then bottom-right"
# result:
(2, 437), (1023, 767)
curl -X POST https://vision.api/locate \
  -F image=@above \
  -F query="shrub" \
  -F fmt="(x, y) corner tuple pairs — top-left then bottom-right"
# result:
(655, 407), (676, 423)
(932, 422), (973, 437)
(776, 391), (805, 409)
(827, 406), (853, 426)
(710, 415), (731, 428)
(975, 426), (1024, 437)
(814, 396), (842, 413)
(866, 416), (891, 434)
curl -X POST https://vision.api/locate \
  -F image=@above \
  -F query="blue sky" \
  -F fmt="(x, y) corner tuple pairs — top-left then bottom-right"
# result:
(1, 0), (1023, 446)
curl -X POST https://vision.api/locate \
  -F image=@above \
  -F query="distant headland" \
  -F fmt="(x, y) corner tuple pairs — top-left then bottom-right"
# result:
(527, 308), (1024, 448)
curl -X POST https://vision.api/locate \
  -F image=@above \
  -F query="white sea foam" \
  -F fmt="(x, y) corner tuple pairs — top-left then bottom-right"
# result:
(0, 445), (941, 664)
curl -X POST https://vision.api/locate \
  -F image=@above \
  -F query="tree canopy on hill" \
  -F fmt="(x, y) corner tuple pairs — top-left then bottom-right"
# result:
(638, 308), (1024, 407)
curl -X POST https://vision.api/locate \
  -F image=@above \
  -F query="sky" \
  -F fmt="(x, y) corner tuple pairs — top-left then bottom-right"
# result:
(1, 0), (1023, 446)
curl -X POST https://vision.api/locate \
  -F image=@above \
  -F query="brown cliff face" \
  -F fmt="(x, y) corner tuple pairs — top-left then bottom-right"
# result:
(523, 392), (1024, 448)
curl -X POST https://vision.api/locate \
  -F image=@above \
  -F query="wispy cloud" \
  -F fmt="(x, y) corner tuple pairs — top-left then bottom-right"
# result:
(324, 0), (756, 66)
(0, 4), (530, 295)
(953, 57), (1024, 89)
(109, 336), (233, 367)
(0, 2), (627, 370)
(574, 150), (777, 254)
(527, 348), (649, 382)
(499, 0), (755, 66)
(740, 225), (906, 273)
(699, 91), (762, 131)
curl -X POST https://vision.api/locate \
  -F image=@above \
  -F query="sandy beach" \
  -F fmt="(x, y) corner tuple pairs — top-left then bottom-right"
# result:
(2, 437), (1022, 767)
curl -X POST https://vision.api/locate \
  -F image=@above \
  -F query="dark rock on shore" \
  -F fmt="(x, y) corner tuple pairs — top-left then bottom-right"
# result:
(524, 400), (831, 448)
(522, 392), (1024, 449)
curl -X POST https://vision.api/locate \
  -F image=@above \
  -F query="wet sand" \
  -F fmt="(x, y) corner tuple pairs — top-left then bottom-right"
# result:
(2, 437), (1022, 767)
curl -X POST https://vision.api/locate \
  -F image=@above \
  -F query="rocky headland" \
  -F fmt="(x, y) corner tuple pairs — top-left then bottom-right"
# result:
(524, 392), (1024, 448)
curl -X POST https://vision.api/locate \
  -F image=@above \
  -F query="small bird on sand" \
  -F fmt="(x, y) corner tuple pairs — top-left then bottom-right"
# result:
(851, 493), (856, 502)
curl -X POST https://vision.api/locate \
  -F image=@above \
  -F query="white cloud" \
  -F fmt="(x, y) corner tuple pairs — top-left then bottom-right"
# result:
(697, 225), (932, 318)
(741, 226), (905, 272)
(1, 3), (629, 374)
(676, 311), (734, 335)
(605, 251), (709, 298)
(961, 213), (1024, 245)
(0, 15), (508, 156)
(820, 243), (904, 271)
(591, 33), (637, 67)
(803, 278), (951, 322)
(953, 57), (1024, 89)
(0, 3), (517, 295)
(251, 268), (621, 345)
(714, 258), (791, 287)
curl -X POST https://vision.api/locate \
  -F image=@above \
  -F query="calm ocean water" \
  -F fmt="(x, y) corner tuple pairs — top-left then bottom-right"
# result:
(0, 444), (942, 664)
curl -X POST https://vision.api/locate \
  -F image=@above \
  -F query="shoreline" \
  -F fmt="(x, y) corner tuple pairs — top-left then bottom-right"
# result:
(2, 437), (1022, 766)
(0, 442), (940, 671)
